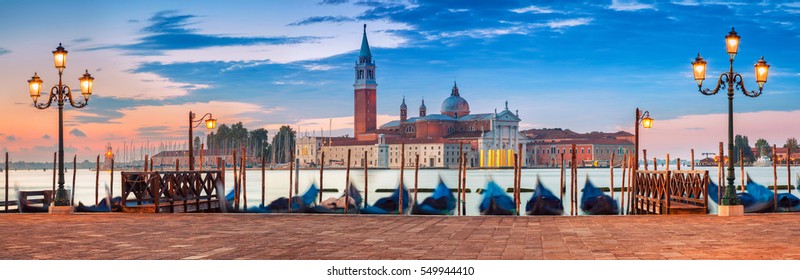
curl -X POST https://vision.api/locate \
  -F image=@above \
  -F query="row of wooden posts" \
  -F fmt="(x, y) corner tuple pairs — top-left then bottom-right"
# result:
(1, 140), (795, 213)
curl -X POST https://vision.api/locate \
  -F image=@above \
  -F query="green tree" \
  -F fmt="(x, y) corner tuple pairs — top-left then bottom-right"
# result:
(733, 134), (754, 164)
(270, 126), (296, 164)
(785, 137), (799, 150)
(249, 128), (269, 159)
(754, 138), (771, 158)
(194, 136), (201, 150)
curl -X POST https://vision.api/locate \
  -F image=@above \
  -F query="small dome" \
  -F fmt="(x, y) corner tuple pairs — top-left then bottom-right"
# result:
(440, 82), (469, 117)
(419, 98), (426, 110)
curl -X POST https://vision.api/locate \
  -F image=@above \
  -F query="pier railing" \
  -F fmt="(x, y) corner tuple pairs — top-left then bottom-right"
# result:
(121, 171), (223, 213)
(633, 170), (709, 214)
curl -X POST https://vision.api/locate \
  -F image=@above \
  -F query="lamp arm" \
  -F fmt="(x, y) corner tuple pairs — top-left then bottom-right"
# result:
(698, 73), (727, 96)
(192, 113), (214, 128)
(64, 85), (88, 108)
(733, 73), (763, 97)
(33, 86), (59, 109)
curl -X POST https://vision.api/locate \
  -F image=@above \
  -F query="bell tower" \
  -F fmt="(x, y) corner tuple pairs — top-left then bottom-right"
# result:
(354, 24), (377, 140)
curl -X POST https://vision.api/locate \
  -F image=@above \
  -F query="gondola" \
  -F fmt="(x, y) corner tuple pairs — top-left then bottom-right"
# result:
(478, 180), (516, 215)
(307, 182), (362, 214)
(780, 176), (800, 212)
(361, 183), (411, 214)
(580, 177), (618, 215)
(231, 184), (319, 213)
(709, 176), (783, 213)
(411, 178), (456, 215)
(75, 197), (123, 212)
(526, 176), (563, 215)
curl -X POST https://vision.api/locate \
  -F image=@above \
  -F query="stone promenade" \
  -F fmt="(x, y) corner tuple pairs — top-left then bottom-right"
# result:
(1, 213), (798, 260)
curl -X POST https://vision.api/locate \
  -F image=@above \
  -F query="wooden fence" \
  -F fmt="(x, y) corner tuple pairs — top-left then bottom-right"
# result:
(121, 171), (223, 213)
(633, 170), (709, 214)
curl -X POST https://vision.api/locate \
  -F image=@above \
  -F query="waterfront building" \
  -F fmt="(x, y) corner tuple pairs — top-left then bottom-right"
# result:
(524, 128), (634, 167)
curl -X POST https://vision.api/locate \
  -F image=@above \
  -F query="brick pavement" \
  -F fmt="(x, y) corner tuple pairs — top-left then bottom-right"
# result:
(1, 213), (798, 260)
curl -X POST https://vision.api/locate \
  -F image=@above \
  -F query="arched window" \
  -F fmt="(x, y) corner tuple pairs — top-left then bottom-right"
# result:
(405, 126), (415, 133)
(469, 126), (475, 131)
(448, 127), (454, 133)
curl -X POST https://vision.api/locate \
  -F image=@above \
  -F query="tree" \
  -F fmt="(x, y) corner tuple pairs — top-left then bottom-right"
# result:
(754, 138), (771, 158)
(249, 128), (269, 159)
(193, 136), (201, 150)
(785, 137), (799, 151)
(270, 126), (296, 164)
(733, 134), (754, 164)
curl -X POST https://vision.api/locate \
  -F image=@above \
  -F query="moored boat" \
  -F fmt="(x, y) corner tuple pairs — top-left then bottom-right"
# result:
(526, 176), (563, 215)
(580, 177), (618, 215)
(479, 180), (516, 215)
(361, 183), (411, 214)
(411, 178), (456, 215)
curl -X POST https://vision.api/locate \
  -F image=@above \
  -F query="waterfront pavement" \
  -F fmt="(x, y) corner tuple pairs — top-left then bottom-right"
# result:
(1, 213), (799, 260)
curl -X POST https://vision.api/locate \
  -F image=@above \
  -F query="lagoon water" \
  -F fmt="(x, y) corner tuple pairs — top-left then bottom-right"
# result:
(2, 165), (797, 215)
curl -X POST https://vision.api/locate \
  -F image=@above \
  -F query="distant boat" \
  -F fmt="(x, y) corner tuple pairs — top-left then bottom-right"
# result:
(753, 155), (773, 167)
(411, 178), (456, 215)
(479, 180), (516, 215)
(76, 197), (123, 212)
(526, 176), (563, 215)
(361, 182), (411, 215)
(580, 176), (618, 215)
(308, 182), (362, 214)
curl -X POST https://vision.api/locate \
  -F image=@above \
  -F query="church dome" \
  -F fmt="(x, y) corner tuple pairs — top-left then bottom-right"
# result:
(440, 82), (470, 117)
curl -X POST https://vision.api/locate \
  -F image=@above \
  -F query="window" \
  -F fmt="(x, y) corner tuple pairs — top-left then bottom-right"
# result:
(469, 126), (475, 131)
(448, 127), (454, 133)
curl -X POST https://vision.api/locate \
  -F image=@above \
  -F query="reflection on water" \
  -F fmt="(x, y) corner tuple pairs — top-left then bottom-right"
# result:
(2, 166), (797, 215)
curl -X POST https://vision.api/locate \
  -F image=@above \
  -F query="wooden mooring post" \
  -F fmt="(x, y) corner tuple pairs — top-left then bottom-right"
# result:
(399, 143), (405, 215)
(71, 155), (76, 205)
(571, 144), (577, 215)
(665, 154), (670, 171)
(461, 151), (467, 216)
(788, 146), (793, 195)
(262, 155), (266, 207)
(457, 143), (463, 216)
(242, 148), (247, 210)
(691, 149), (695, 170)
(560, 153), (565, 201)
(233, 150), (239, 211)
(52, 152), (56, 195)
(718, 142), (724, 203)
(740, 149), (745, 193)
(620, 151), (627, 214)
(345, 149), (351, 214)
(5, 152), (8, 212)
(288, 150), (293, 213)
(773, 145), (778, 210)
(610, 152), (615, 199)
(144, 155), (149, 172)
(363, 151), (368, 208)
(95, 155), (100, 205)
(513, 153), (518, 211)
(643, 149), (648, 170)
(677, 157), (681, 170)
(414, 153), (419, 205)
(319, 152), (325, 204)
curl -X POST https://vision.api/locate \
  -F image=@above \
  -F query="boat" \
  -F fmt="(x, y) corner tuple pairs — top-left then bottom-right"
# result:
(411, 178), (456, 215)
(580, 177), (618, 215)
(253, 183), (320, 213)
(307, 182), (362, 214)
(478, 180), (516, 215)
(361, 183), (411, 214)
(75, 197), (123, 212)
(526, 176), (563, 215)
(753, 155), (773, 167)
(709, 176), (781, 213)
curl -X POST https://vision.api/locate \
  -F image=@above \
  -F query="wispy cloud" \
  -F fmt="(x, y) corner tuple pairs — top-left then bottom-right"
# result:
(42, 134), (50, 140)
(289, 16), (354, 26)
(545, 18), (593, 29)
(92, 10), (319, 54)
(69, 128), (87, 137)
(5, 135), (16, 142)
(511, 5), (558, 14)
(320, 0), (348, 4)
(0, 48), (9, 55)
(609, 0), (657, 11)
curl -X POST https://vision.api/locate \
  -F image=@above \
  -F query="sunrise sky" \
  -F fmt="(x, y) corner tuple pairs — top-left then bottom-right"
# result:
(0, 0), (798, 162)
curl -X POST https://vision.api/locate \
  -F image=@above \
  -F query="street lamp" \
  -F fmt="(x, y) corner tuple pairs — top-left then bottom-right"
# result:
(633, 108), (653, 214)
(189, 111), (217, 171)
(692, 27), (770, 211)
(26, 43), (94, 211)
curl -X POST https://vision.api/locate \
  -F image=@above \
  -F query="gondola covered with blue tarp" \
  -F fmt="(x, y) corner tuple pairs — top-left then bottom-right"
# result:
(411, 178), (456, 215)
(526, 177), (563, 215)
(580, 177), (618, 215)
(361, 183), (411, 214)
(479, 180), (516, 215)
(741, 175), (774, 213)
(308, 182), (362, 214)
(240, 183), (319, 213)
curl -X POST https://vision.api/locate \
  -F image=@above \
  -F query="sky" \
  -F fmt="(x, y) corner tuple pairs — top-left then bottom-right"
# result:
(0, 0), (798, 162)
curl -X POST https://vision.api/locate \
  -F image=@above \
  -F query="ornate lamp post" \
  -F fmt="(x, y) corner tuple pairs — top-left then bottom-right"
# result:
(692, 27), (770, 213)
(189, 111), (216, 171)
(27, 44), (94, 212)
(632, 108), (652, 214)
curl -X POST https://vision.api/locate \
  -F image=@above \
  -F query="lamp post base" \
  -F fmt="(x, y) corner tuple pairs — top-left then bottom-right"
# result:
(48, 205), (74, 215)
(717, 205), (744, 216)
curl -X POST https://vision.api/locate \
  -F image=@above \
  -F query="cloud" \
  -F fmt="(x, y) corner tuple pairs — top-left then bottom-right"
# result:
(609, 0), (657, 11)
(92, 10), (319, 54)
(70, 128), (87, 137)
(6, 135), (16, 141)
(545, 18), (593, 29)
(511, 5), (557, 14)
(320, 0), (348, 4)
(0, 48), (9, 55)
(42, 134), (51, 140)
(289, 16), (355, 26)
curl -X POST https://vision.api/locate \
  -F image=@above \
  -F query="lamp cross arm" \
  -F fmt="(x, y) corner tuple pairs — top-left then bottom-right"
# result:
(698, 73), (728, 96)
(733, 73), (763, 97)
(192, 112), (214, 128)
(64, 86), (89, 108)
(33, 89), (58, 109)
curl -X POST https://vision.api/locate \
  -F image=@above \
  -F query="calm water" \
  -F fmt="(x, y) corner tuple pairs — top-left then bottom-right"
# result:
(2, 165), (797, 215)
